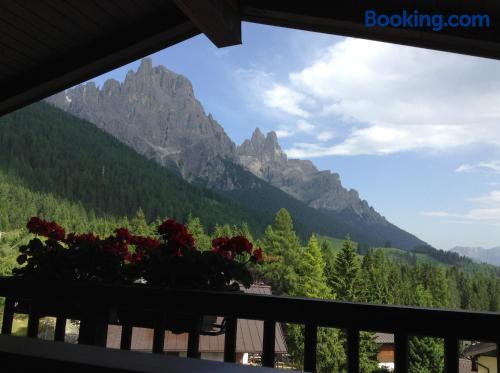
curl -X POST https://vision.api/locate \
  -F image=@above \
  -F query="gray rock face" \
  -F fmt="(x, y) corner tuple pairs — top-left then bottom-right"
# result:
(236, 129), (387, 224)
(48, 58), (385, 224)
(450, 246), (500, 266)
(47, 58), (236, 189)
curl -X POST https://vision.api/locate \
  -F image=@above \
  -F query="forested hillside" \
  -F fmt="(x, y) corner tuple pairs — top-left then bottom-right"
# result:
(0, 102), (273, 234)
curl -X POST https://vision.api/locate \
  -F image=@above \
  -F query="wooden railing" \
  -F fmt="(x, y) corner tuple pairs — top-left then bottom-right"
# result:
(0, 276), (499, 373)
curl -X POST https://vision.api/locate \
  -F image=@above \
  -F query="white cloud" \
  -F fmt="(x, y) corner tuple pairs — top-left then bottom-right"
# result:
(275, 120), (315, 138)
(254, 38), (500, 156)
(421, 190), (500, 225)
(420, 211), (456, 217)
(286, 124), (482, 157)
(455, 161), (500, 174)
(264, 84), (312, 118)
(467, 190), (500, 204)
(316, 131), (335, 142)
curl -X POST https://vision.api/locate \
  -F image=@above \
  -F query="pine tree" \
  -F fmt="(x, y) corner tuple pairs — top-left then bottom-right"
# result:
(130, 208), (149, 235)
(330, 238), (378, 373)
(213, 223), (234, 238)
(294, 235), (332, 299)
(260, 209), (301, 295)
(186, 215), (211, 251)
(286, 235), (345, 373)
(408, 285), (444, 373)
(331, 236), (362, 301)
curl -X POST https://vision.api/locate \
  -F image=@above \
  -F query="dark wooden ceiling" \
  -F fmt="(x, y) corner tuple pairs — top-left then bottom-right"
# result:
(2, 0), (500, 117)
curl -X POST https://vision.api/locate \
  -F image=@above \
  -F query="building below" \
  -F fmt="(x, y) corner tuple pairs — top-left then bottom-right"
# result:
(463, 341), (498, 373)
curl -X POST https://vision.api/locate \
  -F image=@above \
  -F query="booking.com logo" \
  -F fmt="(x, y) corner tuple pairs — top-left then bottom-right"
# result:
(365, 10), (490, 31)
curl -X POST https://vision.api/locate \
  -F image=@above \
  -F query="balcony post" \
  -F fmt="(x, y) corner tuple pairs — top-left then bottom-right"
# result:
(1, 298), (14, 335)
(497, 340), (500, 373)
(303, 323), (317, 372)
(187, 315), (202, 358)
(26, 301), (40, 338)
(152, 312), (166, 354)
(347, 329), (360, 373)
(395, 332), (409, 373)
(262, 320), (276, 368)
(54, 318), (66, 342)
(444, 337), (459, 373)
(223, 316), (237, 363)
(119, 323), (133, 350)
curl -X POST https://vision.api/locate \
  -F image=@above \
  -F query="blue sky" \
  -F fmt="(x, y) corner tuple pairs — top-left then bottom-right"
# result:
(90, 22), (500, 250)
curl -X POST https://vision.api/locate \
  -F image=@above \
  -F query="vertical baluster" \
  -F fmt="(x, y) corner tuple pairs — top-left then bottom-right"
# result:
(152, 312), (166, 354)
(395, 332), (409, 373)
(120, 323), (133, 350)
(262, 320), (276, 368)
(303, 323), (317, 372)
(347, 329), (360, 373)
(27, 302), (40, 338)
(223, 317), (237, 363)
(496, 340), (499, 373)
(78, 309), (109, 347)
(444, 337), (459, 373)
(54, 317), (66, 342)
(187, 315), (202, 359)
(1, 298), (14, 335)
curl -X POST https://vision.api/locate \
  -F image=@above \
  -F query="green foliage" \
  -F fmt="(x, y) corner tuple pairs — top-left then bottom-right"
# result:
(294, 235), (332, 299)
(130, 208), (150, 236)
(330, 237), (363, 301)
(259, 209), (302, 295)
(187, 215), (211, 251)
(0, 102), (271, 235)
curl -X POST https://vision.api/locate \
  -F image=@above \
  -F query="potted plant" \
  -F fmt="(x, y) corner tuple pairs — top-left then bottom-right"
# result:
(13, 217), (263, 334)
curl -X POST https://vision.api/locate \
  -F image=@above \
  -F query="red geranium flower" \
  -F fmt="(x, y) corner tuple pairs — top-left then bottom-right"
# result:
(27, 217), (65, 241)
(64, 233), (98, 245)
(131, 236), (160, 252)
(229, 236), (253, 254)
(114, 227), (132, 243)
(158, 219), (195, 251)
(252, 248), (263, 262)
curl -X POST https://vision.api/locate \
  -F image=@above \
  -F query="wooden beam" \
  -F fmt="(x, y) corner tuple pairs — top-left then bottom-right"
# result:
(173, 0), (241, 47)
(241, 0), (500, 61)
(0, 7), (199, 117)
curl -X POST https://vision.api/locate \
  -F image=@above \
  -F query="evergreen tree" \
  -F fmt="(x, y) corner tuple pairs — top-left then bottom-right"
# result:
(130, 208), (149, 235)
(287, 235), (344, 373)
(408, 285), (444, 373)
(187, 215), (211, 251)
(331, 236), (363, 301)
(259, 209), (301, 295)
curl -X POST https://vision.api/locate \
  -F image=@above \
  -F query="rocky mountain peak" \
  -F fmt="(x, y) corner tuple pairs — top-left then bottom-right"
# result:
(251, 127), (265, 146)
(46, 59), (236, 188)
(47, 60), (387, 226)
(236, 128), (386, 224)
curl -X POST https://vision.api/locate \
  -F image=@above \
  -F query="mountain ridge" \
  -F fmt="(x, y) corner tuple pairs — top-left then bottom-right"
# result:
(450, 246), (500, 266)
(46, 57), (427, 249)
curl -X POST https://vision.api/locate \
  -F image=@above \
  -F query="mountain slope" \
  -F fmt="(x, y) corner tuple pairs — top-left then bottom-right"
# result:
(0, 102), (272, 233)
(451, 246), (500, 267)
(46, 58), (427, 249)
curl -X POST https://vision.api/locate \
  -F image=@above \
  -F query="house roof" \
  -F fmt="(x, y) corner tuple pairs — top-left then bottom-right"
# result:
(2, 1), (500, 117)
(462, 341), (498, 358)
(374, 333), (394, 344)
(106, 284), (288, 354)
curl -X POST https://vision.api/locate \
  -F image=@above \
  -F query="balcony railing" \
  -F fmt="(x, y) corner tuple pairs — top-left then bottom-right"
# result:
(0, 276), (499, 373)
